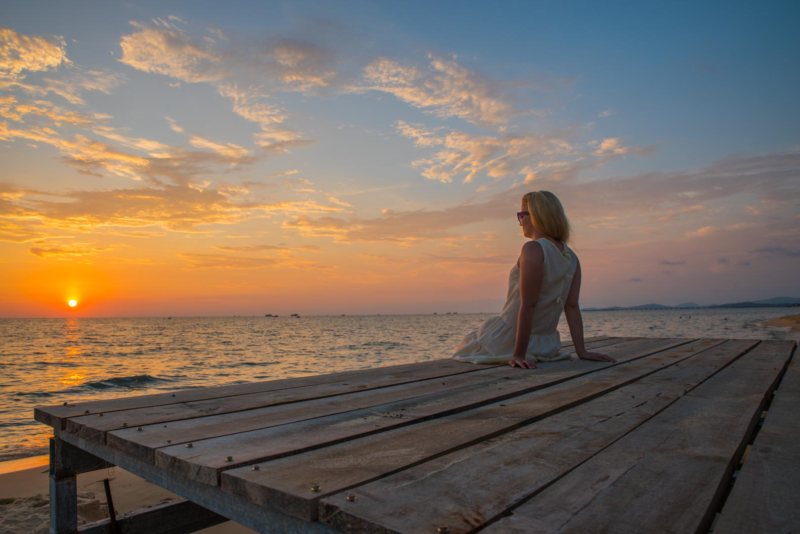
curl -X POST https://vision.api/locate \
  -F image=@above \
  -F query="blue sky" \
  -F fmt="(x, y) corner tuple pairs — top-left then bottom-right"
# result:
(1, 0), (798, 316)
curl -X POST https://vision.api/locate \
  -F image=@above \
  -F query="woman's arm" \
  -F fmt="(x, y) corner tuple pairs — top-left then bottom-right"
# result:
(564, 259), (586, 356)
(510, 241), (544, 369)
(564, 259), (616, 362)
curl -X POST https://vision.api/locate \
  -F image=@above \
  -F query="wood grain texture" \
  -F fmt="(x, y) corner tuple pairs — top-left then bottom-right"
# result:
(34, 355), (512, 430)
(50, 337), (617, 440)
(317, 339), (752, 533)
(714, 344), (799, 534)
(483, 339), (795, 534)
(101, 338), (630, 460)
(36, 336), (608, 432)
(159, 338), (684, 486)
(63, 358), (505, 443)
(221, 339), (711, 520)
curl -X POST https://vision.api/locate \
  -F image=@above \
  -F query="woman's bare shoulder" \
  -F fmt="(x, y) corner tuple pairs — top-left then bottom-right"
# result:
(520, 240), (544, 261)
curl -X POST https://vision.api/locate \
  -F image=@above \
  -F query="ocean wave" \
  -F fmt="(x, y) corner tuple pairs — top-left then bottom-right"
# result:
(10, 391), (54, 398)
(361, 341), (406, 347)
(75, 374), (172, 391)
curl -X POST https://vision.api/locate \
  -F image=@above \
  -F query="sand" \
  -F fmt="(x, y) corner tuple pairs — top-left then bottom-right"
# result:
(761, 313), (800, 332)
(0, 456), (255, 534)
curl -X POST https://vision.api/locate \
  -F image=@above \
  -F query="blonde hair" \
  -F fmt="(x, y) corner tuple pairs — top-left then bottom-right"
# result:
(522, 191), (572, 244)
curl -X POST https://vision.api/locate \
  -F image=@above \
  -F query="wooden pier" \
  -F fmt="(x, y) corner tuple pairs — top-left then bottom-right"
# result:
(35, 336), (798, 533)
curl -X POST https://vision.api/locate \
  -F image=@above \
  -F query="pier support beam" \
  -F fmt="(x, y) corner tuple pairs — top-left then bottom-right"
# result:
(79, 499), (228, 534)
(49, 437), (111, 534)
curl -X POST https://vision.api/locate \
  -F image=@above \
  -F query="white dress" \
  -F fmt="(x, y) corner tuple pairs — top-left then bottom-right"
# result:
(453, 238), (578, 364)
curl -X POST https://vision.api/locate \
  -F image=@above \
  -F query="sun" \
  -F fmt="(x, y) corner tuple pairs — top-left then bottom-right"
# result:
(68, 299), (78, 307)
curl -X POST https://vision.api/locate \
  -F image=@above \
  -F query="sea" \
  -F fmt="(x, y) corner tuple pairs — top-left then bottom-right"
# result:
(0, 307), (797, 463)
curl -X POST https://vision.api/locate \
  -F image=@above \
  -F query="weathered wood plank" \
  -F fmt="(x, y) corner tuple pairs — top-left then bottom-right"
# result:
(37, 336), (609, 431)
(79, 498), (227, 534)
(65, 338), (629, 445)
(317, 339), (755, 533)
(160, 338), (687, 486)
(714, 349), (800, 534)
(35, 355), (513, 430)
(103, 338), (632, 460)
(482, 339), (795, 534)
(55, 430), (339, 534)
(220, 339), (718, 520)
(50, 436), (111, 477)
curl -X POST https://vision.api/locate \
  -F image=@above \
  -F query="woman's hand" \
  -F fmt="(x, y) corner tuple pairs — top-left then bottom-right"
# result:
(509, 357), (537, 369)
(578, 351), (616, 363)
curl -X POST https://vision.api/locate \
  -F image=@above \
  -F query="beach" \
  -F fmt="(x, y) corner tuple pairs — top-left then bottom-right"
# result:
(760, 313), (800, 331)
(0, 456), (254, 533)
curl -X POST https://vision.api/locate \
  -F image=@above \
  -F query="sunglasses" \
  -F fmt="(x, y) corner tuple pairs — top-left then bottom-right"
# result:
(517, 211), (530, 222)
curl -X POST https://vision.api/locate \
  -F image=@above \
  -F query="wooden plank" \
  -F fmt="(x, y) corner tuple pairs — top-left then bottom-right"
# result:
(63, 360), (500, 443)
(34, 354), (514, 430)
(56, 430), (339, 534)
(60, 337), (625, 443)
(65, 337), (628, 445)
(316, 339), (755, 533)
(714, 347), (800, 534)
(482, 339), (795, 534)
(222, 339), (721, 521)
(79, 498), (227, 534)
(159, 338), (688, 486)
(103, 338), (632, 459)
(34, 336), (607, 430)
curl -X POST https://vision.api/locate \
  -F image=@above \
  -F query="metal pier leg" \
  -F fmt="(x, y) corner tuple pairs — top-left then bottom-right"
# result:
(49, 437), (111, 534)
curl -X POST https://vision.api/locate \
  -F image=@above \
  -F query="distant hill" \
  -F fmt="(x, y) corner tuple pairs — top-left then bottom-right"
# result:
(584, 297), (799, 311)
(752, 297), (800, 305)
(627, 303), (672, 310)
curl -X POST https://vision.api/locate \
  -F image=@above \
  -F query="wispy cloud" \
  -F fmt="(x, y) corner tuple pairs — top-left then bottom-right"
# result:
(29, 242), (110, 258)
(284, 150), (800, 246)
(751, 246), (800, 258)
(177, 253), (279, 269)
(118, 21), (225, 83)
(0, 182), (349, 236)
(358, 55), (520, 127)
(0, 27), (69, 81)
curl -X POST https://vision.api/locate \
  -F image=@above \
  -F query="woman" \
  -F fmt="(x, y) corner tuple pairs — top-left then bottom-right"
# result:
(453, 191), (616, 369)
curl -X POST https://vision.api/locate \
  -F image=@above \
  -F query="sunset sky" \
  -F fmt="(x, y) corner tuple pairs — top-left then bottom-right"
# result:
(1, 0), (799, 317)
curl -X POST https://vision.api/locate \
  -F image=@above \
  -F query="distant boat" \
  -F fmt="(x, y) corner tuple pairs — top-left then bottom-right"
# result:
(291, 313), (300, 318)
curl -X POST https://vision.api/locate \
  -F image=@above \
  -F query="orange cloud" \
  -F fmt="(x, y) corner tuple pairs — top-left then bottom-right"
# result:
(118, 21), (225, 83)
(29, 242), (111, 258)
(1, 182), (349, 236)
(0, 28), (68, 81)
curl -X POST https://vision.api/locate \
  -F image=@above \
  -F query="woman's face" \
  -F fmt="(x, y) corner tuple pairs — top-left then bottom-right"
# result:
(520, 201), (535, 238)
